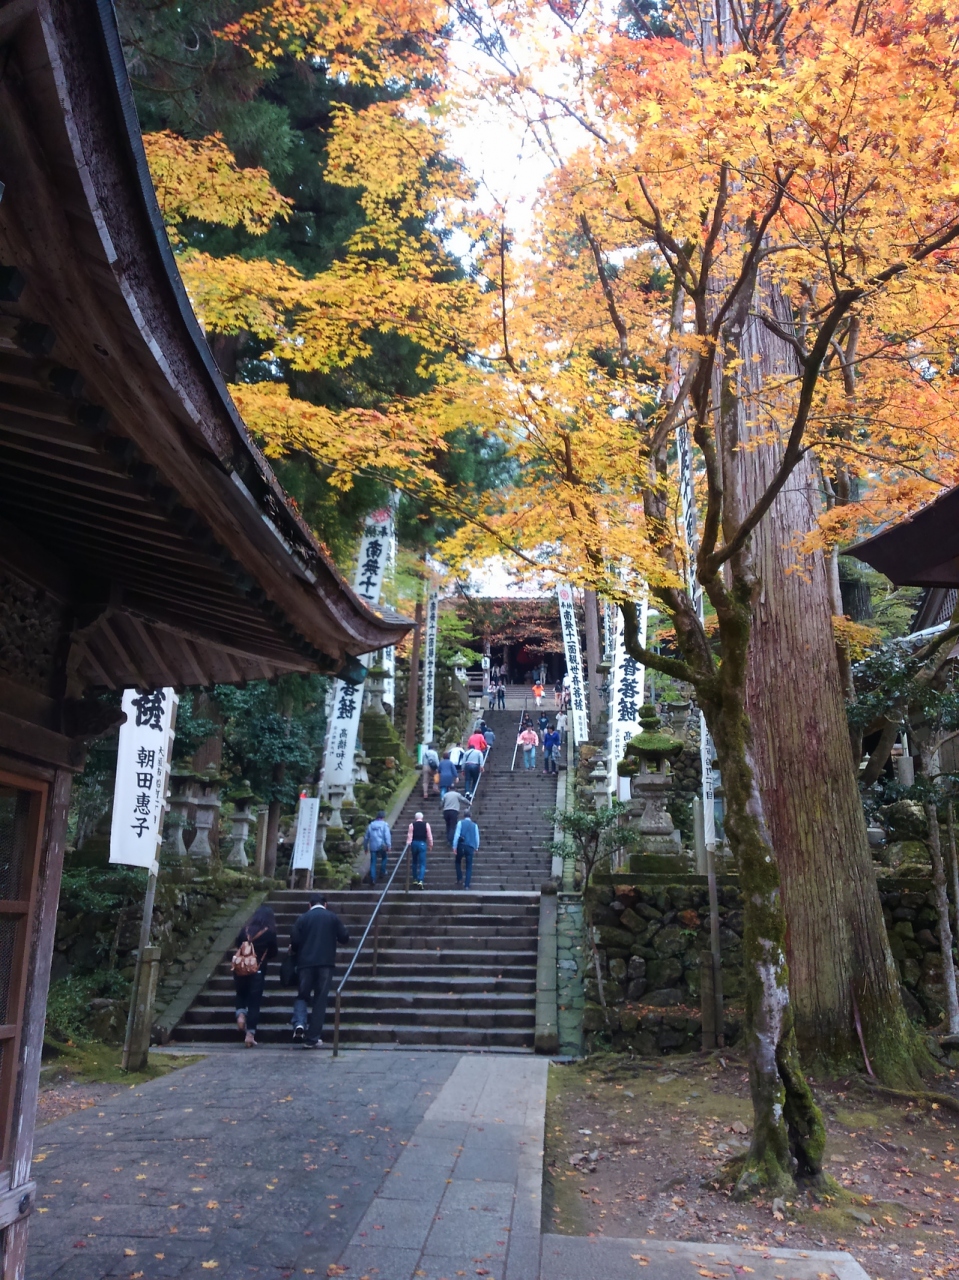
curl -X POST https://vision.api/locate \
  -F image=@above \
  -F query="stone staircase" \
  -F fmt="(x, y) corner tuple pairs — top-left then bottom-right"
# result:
(172, 707), (557, 1050)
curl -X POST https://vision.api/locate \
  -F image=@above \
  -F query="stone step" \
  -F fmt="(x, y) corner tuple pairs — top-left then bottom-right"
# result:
(200, 975), (536, 997)
(184, 1001), (535, 1029)
(174, 1021), (535, 1048)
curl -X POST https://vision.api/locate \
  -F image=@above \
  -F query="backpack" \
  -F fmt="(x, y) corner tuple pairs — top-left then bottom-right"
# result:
(231, 927), (266, 977)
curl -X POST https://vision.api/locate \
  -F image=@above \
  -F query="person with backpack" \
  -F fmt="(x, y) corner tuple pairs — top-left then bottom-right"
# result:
(452, 810), (480, 890)
(554, 678), (564, 708)
(362, 810), (392, 886)
(438, 751), (459, 799)
(462, 744), (484, 799)
(543, 723), (562, 775)
(421, 743), (440, 800)
(406, 811), (434, 888)
(232, 904), (279, 1048)
(290, 894), (351, 1047)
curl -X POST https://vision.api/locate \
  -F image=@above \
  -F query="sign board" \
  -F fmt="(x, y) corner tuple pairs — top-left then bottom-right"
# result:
(556, 584), (589, 745)
(676, 423), (717, 846)
(421, 590), (440, 747)
(609, 600), (648, 801)
(322, 507), (393, 790)
(110, 687), (177, 870)
(291, 794), (321, 870)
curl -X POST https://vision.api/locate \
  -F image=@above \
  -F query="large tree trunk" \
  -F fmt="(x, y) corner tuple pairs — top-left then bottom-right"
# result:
(735, 296), (922, 1084)
(583, 588), (603, 725)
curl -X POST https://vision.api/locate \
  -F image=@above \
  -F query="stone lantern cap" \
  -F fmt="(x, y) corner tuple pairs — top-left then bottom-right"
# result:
(225, 778), (258, 803)
(617, 705), (684, 775)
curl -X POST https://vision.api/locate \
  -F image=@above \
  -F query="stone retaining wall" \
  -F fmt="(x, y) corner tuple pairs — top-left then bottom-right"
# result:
(580, 875), (952, 1056)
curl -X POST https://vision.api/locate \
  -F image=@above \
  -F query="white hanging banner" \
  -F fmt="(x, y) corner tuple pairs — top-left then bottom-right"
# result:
(602, 599), (614, 663)
(291, 794), (321, 870)
(353, 507), (393, 608)
(421, 590), (440, 747)
(322, 507), (393, 790)
(556, 584), (589, 745)
(324, 676), (365, 788)
(382, 645), (395, 714)
(110, 687), (177, 871)
(610, 599), (648, 801)
(676, 423), (716, 846)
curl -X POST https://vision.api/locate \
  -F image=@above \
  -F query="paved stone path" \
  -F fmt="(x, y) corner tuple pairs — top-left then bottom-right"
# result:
(27, 1049), (870, 1280)
(27, 1050), (458, 1279)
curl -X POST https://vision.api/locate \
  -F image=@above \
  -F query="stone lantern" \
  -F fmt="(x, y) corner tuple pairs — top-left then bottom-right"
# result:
(164, 765), (196, 858)
(618, 705), (684, 854)
(190, 765), (223, 863)
(589, 757), (609, 808)
(366, 664), (388, 716)
(451, 652), (471, 685)
(225, 779), (257, 868)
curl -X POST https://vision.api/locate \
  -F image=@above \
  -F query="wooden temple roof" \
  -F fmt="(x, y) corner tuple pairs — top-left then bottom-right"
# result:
(850, 487), (959, 589)
(0, 0), (409, 693)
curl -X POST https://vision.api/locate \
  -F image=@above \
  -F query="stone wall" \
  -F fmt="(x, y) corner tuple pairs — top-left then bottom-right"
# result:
(579, 875), (954, 1057)
(881, 883), (955, 1023)
(583, 880), (743, 1054)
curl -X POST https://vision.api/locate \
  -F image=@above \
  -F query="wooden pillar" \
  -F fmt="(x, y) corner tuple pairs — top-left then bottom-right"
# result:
(2, 767), (71, 1280)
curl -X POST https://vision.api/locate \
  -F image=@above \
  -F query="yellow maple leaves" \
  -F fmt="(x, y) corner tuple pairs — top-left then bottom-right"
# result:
(143, 132), (291, 243)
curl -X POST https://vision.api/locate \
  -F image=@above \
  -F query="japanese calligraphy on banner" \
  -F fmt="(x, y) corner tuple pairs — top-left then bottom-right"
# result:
(353, 507), (392, 607)
(610, 599), (649, 801)
(324, 675), (365, 788)
(556, 584), (589, 745)
(323, 508), (394, 790)
(676, 424), (717, 846)
(110, 687), (177, 871)
(291, 794), (321, 870)
(421, 590), (440, 748)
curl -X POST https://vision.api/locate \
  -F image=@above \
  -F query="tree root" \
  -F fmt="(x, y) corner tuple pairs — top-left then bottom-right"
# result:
(854, 1075), (959, 1117)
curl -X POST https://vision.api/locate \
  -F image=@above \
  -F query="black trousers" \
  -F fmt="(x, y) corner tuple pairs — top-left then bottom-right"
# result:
(233, 968), (266, 1032)
(293, 965), (334, 1043)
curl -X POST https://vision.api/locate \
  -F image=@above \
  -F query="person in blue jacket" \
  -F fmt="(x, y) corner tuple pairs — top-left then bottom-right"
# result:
(452, 810), (480, 890)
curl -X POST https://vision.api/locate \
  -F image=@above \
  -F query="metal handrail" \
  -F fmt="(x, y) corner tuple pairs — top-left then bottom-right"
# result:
(332, 841), (411, 1057)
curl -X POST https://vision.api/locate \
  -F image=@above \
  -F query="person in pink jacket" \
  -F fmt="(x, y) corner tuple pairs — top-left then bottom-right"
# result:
(407, 812), (434, 889)
(517, 726), (539, 771)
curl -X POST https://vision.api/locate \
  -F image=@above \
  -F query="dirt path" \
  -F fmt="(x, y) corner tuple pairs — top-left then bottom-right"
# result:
(544, 1053), (959, 1280)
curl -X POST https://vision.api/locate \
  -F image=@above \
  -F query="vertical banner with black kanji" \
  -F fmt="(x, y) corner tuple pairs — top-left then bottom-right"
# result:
(421, 590), (440, 749)
(110, 687), (177, 870)
(610, 598), (649, 801)
(556, 583), (589, 745)
(323, 508), (393, 790)
(676, 423), (716, 846)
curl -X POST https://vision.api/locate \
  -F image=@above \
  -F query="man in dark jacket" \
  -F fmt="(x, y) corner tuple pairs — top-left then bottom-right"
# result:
(290, 894), (350, 1047)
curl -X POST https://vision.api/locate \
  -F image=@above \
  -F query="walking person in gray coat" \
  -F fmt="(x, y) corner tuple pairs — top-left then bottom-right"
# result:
(290, 894), (350, 1047)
